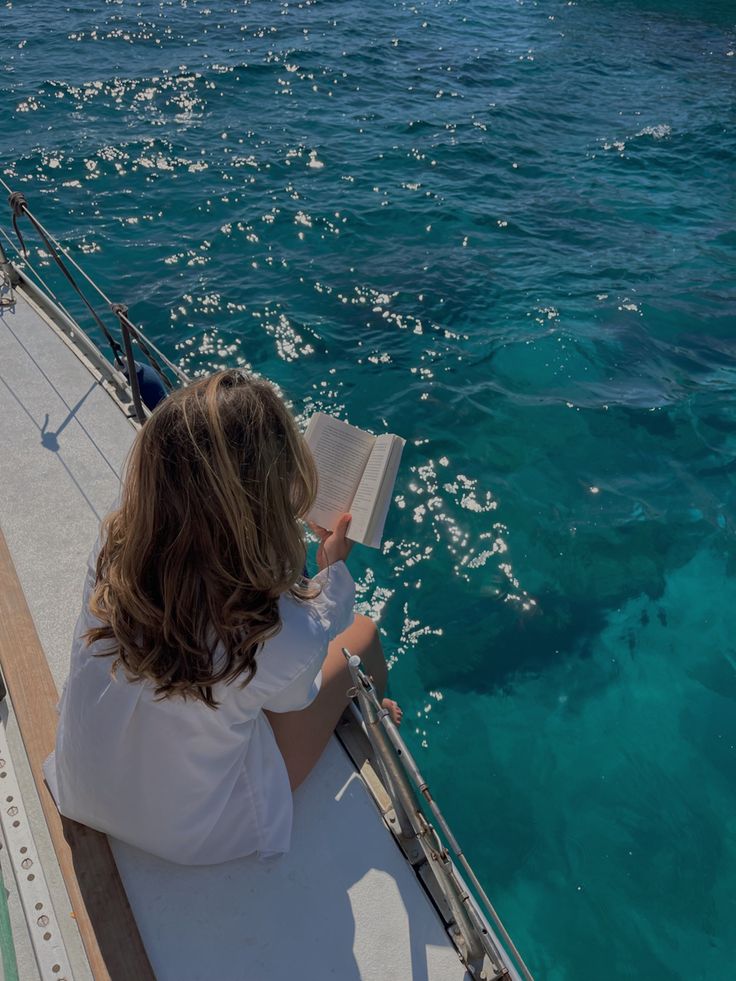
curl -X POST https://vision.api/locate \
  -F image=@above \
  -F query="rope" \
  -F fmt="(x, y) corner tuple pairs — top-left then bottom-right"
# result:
(8, 190), (28, 259)
(112, 302), (146, 423)
(3, 182), (189, 384)
(0, 227), (81, 328)
(1, 179), (190, 385)
(110, 303), (174, 393)
(124, 316), (189, 387)
(0, 176), (119, 306)
(6, 190), (127, 370)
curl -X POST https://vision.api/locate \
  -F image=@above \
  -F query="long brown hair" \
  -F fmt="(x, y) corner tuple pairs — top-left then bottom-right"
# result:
(86, 369), (318, 707)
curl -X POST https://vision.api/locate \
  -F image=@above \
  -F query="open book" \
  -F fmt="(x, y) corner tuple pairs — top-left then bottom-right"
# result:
(303, 412), (406, 548)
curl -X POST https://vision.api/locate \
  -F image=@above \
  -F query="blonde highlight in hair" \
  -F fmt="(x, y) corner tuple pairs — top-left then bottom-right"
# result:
(86, 370), (319, 707)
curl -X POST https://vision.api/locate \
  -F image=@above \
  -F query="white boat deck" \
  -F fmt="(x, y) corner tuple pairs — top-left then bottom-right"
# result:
(0, 280), (470, 980)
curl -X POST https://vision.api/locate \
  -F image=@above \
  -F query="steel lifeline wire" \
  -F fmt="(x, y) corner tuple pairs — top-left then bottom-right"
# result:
(2, 185), (190, 385)
(1, 179), (187, 420)
(6, 189), (127, 373)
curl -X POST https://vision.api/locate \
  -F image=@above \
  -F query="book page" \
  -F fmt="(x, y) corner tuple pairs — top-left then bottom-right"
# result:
(304, 413), (375, 530)
(347, 435), (395, 545)
(364, 436), (406, 548)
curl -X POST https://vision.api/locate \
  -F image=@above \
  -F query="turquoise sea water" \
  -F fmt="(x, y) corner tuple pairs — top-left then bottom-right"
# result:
(2, 1), (735, 977)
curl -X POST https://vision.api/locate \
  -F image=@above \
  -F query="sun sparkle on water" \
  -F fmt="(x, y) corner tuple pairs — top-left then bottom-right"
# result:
(2, 0), (735, 976)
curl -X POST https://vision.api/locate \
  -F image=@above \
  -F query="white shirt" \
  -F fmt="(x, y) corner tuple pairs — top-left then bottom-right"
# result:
(43, 543), (355, 865)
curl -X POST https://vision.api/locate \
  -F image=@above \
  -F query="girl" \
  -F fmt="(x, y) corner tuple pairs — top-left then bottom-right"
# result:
(44, 369), (401, 865)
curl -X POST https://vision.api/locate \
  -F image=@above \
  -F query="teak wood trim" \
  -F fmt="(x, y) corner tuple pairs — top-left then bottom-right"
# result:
(0, 527), (154, 981)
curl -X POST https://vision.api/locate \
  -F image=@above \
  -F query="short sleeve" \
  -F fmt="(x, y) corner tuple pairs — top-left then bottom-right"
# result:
(255, 561), (355, 713)
(262, 668), (323, 714)
(307, 560), (356, 641)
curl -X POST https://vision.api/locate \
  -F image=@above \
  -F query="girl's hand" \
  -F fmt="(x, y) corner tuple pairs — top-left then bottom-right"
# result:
(308, 513), (354, 571)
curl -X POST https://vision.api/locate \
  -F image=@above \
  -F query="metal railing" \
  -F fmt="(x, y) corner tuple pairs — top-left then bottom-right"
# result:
(0, 180), (188, 423)
(343, 649), (534, 981)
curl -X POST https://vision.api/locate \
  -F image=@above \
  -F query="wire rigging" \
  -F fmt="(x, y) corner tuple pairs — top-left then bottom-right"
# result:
(1, 179), (190, 423)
